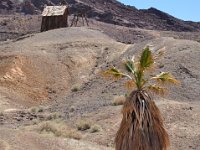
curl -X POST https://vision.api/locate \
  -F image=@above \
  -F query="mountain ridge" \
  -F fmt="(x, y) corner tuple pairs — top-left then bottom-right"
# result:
(0, 0), (200, 32)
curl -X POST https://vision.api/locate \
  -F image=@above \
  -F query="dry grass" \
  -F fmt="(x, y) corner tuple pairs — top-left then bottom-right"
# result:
(71, 85), (81, 92)
(69, 106), (75, 112)
(32, 119), (40, 125)
(0, 112), (3, 116)
(46, 112), (62, 120)
(25, 120), (82, 140)
(30, 107), (44, 113)
(112, 95), (126, 106)
(76, 120), (91, 131)
(90, 124), (101, 133)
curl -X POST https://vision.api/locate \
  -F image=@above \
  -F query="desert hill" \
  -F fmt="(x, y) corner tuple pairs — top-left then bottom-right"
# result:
(0, 1), (200, 149)
(0, 27), (199, 109)
(0, 27), (199, 150)
(0, 27), (127, 109)
(0, 0), (200, 32)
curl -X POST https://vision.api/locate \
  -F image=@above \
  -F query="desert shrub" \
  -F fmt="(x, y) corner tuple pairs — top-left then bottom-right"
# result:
(104, 47), (109, 50)
(30, 107), (37, 113)
(69, 106), (75, 112)
(0, 112), (3, 116)
(39, 121), (57, 133)
(76, 120), (91, 131)
(37, 121), (82, 140)
(37, 107), (44, 112)
(63, 130), (82, 140)
(112, 95), (126, 106)
(47, 112), (62, 120)
(32, 119), (40, 125)
(30, 106), (44, 113)
(90, 124), (101, 133)
(71, 85), (80, 92)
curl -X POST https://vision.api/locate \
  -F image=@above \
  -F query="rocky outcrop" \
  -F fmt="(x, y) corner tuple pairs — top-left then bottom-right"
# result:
(0, 0), (200, 32)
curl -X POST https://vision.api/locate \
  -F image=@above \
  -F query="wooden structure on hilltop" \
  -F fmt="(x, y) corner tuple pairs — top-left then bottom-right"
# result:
(70, 4), (90, 27)
(41, 6), (69, 32)
(70, 11), (89, 27)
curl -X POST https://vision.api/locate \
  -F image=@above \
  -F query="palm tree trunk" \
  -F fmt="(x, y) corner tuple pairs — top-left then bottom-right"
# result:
(115, 90), (169, 150)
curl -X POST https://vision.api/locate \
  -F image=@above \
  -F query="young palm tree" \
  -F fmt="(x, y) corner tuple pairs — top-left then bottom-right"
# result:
(103, 47), (179, 150)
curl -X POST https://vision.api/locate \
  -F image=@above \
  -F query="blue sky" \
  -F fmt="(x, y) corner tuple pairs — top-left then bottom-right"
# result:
(118, 0), (200, 22)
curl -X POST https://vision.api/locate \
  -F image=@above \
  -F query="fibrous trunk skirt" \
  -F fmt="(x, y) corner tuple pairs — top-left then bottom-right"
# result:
(115, 90), (169, 150)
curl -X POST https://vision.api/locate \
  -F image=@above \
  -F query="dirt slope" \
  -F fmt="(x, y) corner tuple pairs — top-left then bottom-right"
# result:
(0, 27), (199, 150)
(0, 27), (126, 110)
(124, 37), (200, 101)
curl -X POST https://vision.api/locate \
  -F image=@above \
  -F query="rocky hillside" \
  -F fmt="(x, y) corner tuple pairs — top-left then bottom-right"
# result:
(1, 0), (200, 32)
(0, 27), (199, 150)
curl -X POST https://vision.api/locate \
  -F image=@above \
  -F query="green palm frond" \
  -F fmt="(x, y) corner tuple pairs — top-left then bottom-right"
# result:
(102, 67), (132, 80)
(102, 46), (179, 92)
(147, 85), (167, 95)
(151, 72), (180, 84)
(140, 47), (154, 69)
(124, 60), (135, 73)
(102, 67), (123, 80)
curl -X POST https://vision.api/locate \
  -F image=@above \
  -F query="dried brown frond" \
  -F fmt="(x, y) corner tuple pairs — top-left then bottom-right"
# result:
(154, 47), (166, 60)
(124, 80), (136, 90)
(151, 72), (180, 85)
(101, 67), (124, 80)
(115, 91), (170, 150)
(147, 85), (168, 96)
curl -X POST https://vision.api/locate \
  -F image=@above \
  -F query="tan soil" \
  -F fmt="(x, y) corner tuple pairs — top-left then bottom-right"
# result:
(0, 27), (199, 150)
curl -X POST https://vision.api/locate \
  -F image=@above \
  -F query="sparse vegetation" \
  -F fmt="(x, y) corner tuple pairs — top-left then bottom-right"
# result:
(0, 9), (199, 149)
(76, 120), (91, 131)
(37, 107), (44, 113)
(71, 85), (81, 92)
(30, 107), (44, 113)
(112, 95), (126, 106)
(90, 124), (101, 133)
(0, 112), (3, 116)
(47, 112), (62, 120)
(32, 119), (40, 125)
(30, 107), (37, 113)
(69, 106), (75, 112)
(103, 46), (179, 150)
(104, 47), (109, 50)
(34, 121), (82, 140)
